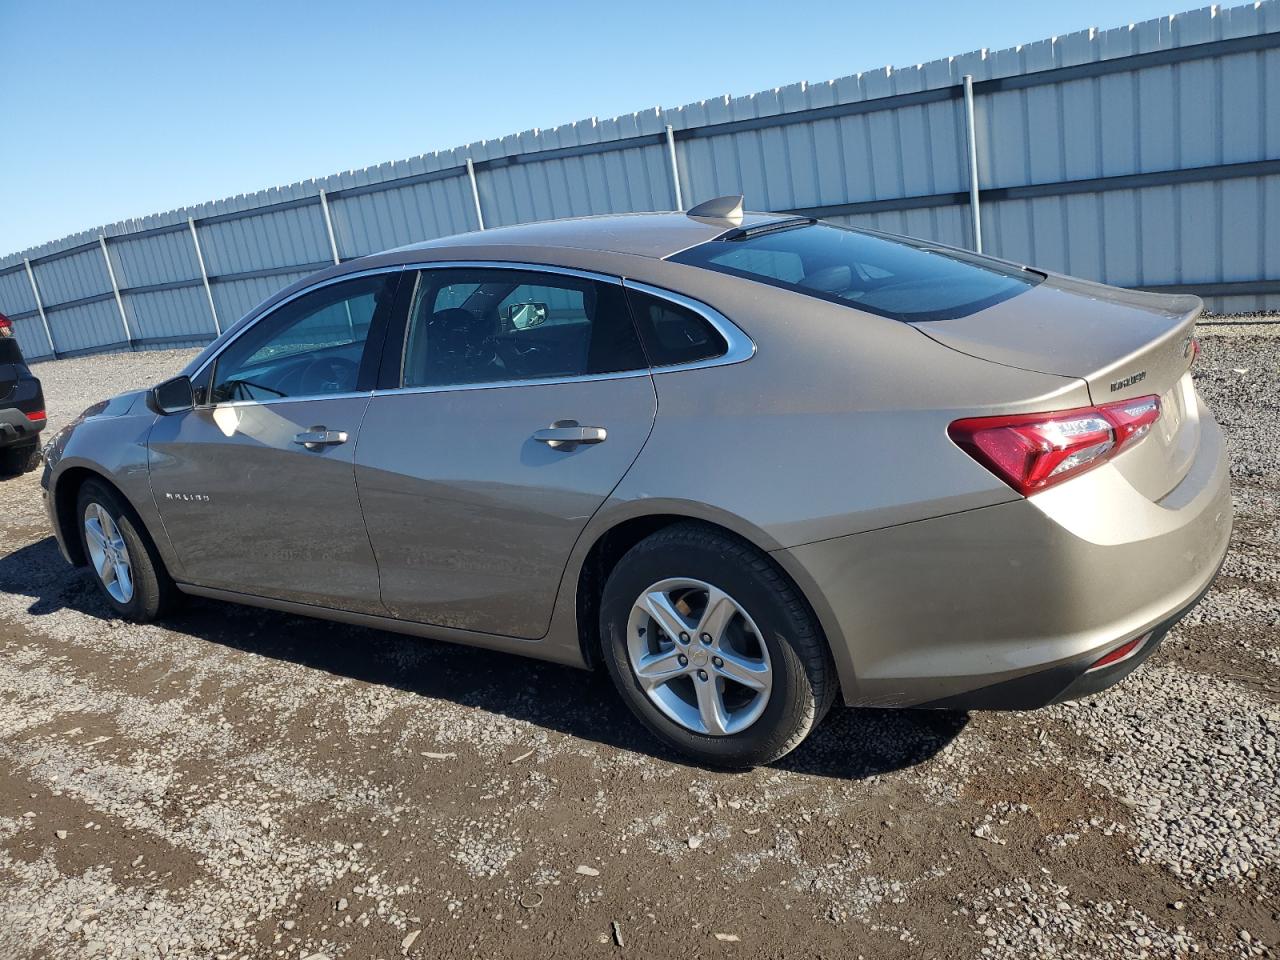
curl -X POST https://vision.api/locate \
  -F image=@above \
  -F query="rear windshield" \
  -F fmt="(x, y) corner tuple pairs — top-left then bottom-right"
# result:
(668, 223), (1042, 322)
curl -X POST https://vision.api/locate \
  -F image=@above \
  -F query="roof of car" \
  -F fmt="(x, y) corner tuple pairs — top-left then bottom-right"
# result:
(392, 210), (795, 261)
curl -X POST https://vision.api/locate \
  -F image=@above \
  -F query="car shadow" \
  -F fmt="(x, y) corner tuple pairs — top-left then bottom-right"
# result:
(2, 535), (968, 780)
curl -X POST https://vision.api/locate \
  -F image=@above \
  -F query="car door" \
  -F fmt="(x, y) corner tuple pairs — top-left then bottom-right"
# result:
(148, 270), (401, 613)
(355, 265), (657, 638)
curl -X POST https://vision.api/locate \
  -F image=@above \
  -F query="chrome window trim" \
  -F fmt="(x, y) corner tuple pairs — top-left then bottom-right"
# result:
(372, 369), (652, 399)
(207, 390), (373, 410)
(189, 264), (405, 393)
(622, 279), (756, 372)
(400, 260), (621, 286)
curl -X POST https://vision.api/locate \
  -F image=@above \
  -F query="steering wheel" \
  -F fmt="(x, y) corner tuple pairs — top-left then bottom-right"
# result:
(299, 356), (359, 395)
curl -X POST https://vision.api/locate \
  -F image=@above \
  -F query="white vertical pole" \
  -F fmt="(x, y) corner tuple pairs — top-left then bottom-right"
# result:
(318, 189), (341, 264)
(188, 217), (221, 336)
(319, 189), (354, 336)
(962, 74), (983, 254)
(466, 158), (486, 230)
(98, 235), (133, 347)
(665, 124), (684, 211)
(23, 257), (56, 359)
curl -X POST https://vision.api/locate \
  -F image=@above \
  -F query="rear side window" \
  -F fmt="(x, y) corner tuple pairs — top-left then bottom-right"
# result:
(626, 290), (727, 367)
(401, 269), (647, 388)
(668, 223), (1041, 322)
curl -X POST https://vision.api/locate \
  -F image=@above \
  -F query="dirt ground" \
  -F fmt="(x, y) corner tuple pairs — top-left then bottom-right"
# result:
(0, 329), (1276, 960)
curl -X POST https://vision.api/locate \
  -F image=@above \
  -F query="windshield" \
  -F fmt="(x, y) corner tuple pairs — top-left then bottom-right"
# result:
(668, 223), (1042, 322)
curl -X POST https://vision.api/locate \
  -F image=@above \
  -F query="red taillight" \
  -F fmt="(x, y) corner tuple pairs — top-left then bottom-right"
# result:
(1104, 395), (1162, 446)
(0, 313), (11, 337)
(1189, 336), (1201, 367)
(1086, 631), (1152, 673)
(949, 395), (1161, 496)
(27, 410), (46, 423)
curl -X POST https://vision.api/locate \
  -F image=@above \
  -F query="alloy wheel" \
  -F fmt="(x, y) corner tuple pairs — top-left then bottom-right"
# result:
(626, 578), (772, 736)
(84, 502), (134, 604)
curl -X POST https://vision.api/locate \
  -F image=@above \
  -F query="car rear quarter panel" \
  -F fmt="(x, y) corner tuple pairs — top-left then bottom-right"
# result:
(604, 267), (1090, 549)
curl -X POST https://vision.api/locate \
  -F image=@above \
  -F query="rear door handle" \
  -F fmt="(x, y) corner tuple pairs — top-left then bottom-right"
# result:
(533, 420), (607, 450)
(293, 427), (349, 450)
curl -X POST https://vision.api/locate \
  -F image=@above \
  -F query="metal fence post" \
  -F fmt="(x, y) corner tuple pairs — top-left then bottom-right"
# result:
(466, 158), (486, 230)
(319, 189), (354, 335)
(962, 74), (983, 254)
(318, 189), (341, 264)
(665, 125), (684, 211)
(188, 217), (221, 336)
(22, 257), (57, 359)
(98, 235), (134, 348)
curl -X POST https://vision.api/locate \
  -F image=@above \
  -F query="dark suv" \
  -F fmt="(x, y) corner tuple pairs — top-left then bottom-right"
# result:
(0, 313), (46, 475)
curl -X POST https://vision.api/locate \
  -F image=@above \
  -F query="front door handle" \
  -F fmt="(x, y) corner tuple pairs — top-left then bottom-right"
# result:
(533, 420), (607, 450)
(293, 427), (349, 450)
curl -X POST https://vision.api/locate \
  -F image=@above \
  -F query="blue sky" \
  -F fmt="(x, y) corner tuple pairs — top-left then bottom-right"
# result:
(1, 0), (1188, 254)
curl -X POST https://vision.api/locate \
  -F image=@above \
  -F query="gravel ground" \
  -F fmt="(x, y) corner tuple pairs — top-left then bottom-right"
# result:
(0, 324), (1276, 959)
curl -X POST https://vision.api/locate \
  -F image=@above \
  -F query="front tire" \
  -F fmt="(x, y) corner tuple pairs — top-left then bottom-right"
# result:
(599, 522), (836, 768)
(77, 479), (179, 621)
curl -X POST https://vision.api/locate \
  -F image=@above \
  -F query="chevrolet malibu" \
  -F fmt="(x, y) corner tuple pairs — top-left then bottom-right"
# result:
(42, 198), (1232, 767)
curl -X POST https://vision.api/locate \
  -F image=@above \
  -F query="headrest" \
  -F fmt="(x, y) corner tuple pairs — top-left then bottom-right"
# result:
(802, 264), (852, 294)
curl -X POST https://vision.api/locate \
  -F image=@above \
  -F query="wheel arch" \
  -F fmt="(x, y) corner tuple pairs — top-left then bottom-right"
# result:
(571, 508), (844, 704)
(51, 465), (110, 567)
(50, 464), (175, 575)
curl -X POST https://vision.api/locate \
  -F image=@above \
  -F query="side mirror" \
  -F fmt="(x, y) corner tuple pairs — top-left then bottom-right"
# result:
(502, 301), (548, 331)
(147, 375), (194, 415)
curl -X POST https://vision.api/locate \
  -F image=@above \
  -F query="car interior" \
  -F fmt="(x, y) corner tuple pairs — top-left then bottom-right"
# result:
(402, 275), (596, 388)
(208, 279), (388, 404)
(210, 340), (366, 403)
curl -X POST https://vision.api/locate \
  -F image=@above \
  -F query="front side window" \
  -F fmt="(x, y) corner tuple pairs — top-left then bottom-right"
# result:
(401, 269), (647, 388)
(210, 274), (395, 404)
(668, 223), (1042, 322)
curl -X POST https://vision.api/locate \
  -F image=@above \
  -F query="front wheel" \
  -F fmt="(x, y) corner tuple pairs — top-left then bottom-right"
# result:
(77, 479), (180, 621)
(599, 522), (836, 768)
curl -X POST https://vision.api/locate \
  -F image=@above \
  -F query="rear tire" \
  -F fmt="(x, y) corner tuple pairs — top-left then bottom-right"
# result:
(76, 479), (180, 621)
(0, 442), (41, 476)
(599, 522), (836, 768)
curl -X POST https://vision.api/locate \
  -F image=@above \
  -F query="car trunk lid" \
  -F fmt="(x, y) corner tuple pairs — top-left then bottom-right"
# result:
(914, 274), (1202, 500)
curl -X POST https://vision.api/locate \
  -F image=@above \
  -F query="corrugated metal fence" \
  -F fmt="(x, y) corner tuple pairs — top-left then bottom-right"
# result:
(2, 1), (1277, 361)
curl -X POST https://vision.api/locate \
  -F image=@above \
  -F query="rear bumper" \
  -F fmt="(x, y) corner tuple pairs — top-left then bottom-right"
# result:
(776, 396), (1233, 710)
(0, 406), (45, 448)
(914, 554), (1221, 709)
